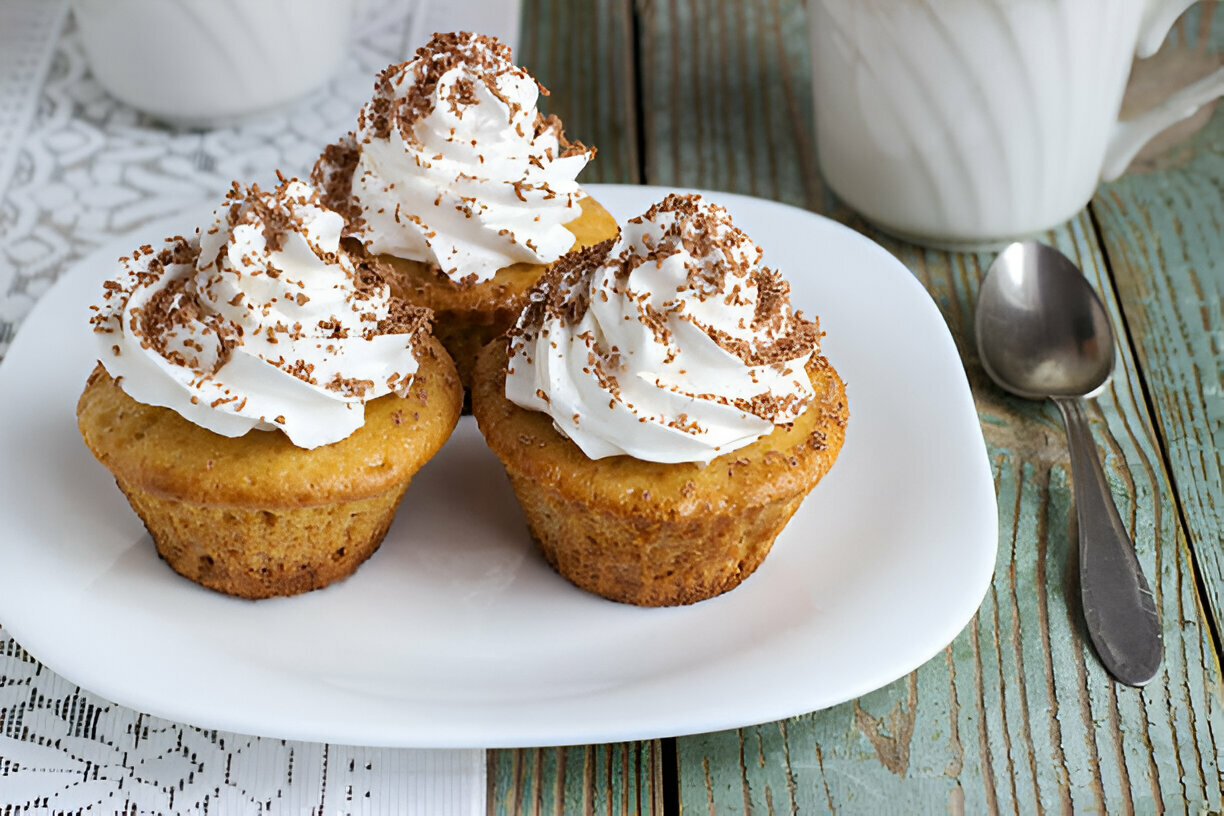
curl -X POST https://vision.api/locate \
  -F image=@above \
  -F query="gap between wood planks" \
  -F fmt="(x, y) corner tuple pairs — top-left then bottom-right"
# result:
(662, 737), (679, 815)
(630, 0), (649, 185)
(1087, 202), (1224, 668)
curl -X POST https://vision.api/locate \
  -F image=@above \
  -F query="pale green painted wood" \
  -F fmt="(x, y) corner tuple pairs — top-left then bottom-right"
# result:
(1092, 5), (1224, 641)
(636, 0), (834, 214)
(518, 0), (640, 186)
(635, 0), (1224, 812)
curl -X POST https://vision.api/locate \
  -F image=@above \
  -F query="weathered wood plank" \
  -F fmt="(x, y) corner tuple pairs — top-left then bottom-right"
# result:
(637, 0), (834, 212)
(488, 742), (664, 816)
(638, 0), (1224, 812)
(488, 5), (662, 814)
(1094, 4), (1224, 641)
(518, 0), (640, 185)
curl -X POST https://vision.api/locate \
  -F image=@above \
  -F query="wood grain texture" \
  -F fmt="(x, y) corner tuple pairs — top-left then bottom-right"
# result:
(517, 0), (640, 185)
(633, 0), (1224, 812)
(488, 743), (664, 816)
(636, 0), (834, 213)
(1094, 3), (1224, 643)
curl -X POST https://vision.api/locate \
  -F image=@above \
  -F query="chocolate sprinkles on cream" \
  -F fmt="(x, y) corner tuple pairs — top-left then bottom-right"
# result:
(505, 193), (821, 464)
(90, 177), (430, 449)
(312, 32), (595, 285)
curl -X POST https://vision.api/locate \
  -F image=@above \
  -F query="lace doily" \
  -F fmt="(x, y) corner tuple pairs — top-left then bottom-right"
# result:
(0, 1), (506, 811)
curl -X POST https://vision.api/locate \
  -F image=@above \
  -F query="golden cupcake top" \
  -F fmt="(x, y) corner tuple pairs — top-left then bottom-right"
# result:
(505, 192), (821, 464)
(313, 31), (596, 285)
(90, 176), (431, 449)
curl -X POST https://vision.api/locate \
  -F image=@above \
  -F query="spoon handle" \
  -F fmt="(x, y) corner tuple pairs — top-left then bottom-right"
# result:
(1055, 397), (1162, 686)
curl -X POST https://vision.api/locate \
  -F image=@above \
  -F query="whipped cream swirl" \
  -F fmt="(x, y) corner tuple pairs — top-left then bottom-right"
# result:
(313, 32), (594, 285)
(505, 194), (820, 465)
(91, 178), (429, 449)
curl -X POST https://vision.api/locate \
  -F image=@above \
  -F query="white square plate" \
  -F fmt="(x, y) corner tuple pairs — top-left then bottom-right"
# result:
(0, 184), (996, 747)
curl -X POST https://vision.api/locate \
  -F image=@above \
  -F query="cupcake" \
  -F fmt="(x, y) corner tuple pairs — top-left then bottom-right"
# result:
(312, 31), (618, 388)
(77, 177), (463, 599)
(471, 194), (848, 606)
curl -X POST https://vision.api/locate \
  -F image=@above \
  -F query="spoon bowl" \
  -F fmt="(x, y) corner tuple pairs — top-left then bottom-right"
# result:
(975, 241), (1162, 687)
(975, 242), (1115, 399)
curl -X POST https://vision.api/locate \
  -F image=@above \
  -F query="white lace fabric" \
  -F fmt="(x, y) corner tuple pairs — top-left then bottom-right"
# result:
(0, 2), (502, 811)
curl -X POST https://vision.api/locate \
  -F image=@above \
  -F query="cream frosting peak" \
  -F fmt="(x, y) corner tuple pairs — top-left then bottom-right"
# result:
(313, 32), (594, 284)
(91, 177), (430, 449)
(505, 193), (820, 465)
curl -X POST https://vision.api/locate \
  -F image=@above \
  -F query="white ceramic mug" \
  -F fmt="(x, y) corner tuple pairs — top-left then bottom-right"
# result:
(807, 0), (1224, 248)
(72, 0), (355, 127)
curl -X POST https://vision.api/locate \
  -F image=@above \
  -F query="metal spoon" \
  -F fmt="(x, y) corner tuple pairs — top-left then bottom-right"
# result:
(975, 241), (1162, 687)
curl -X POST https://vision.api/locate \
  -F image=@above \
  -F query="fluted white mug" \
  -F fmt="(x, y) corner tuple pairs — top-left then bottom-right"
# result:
(73, 0), (354, 127)
(807, 0), (1224, 248)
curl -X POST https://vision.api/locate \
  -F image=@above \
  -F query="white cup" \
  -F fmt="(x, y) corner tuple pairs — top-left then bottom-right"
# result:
(807, 0), (1224, 248)
(72, 0), (355, 128)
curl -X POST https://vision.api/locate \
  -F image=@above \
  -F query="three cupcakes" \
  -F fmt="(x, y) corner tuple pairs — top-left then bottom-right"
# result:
(76, 35), (848, 607)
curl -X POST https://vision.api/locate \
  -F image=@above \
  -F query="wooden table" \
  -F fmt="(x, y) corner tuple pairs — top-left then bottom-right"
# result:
(491, 1), (1224, 812)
